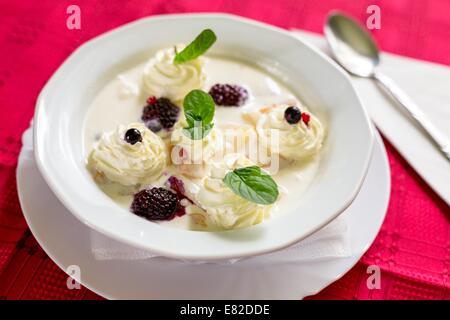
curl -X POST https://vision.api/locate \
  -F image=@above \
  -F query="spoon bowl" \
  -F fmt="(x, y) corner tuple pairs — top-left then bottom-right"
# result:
(324, 12), (380, 77)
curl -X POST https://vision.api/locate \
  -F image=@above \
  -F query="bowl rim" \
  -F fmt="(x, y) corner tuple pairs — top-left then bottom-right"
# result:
(33, 13), (374, 260)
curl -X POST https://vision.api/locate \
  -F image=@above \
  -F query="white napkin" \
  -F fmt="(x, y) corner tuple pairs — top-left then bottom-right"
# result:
(90, 215), (350, 264)
(292, 30), (450, 206)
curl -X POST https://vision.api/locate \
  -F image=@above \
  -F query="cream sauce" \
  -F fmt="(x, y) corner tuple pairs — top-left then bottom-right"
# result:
(83, 56), (321, 231)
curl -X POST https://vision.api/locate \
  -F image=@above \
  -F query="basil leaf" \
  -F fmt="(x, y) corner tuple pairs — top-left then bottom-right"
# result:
(183, 123), (214, 140)
(223, 166), (279, 205)
(184, 89), (215, 125)
(174, 29), (217, 65)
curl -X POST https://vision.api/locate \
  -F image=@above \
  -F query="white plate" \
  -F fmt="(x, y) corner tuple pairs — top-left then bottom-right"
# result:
(33, 14), (374, 260)
(17, 129), (389, 299)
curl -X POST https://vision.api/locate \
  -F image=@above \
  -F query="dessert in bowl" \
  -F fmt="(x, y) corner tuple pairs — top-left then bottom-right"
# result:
(85, 31), (325, 231)
(34, 14), (373, 260)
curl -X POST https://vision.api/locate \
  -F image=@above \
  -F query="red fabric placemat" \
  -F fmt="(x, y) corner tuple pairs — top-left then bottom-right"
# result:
(0, 0), (449, 300)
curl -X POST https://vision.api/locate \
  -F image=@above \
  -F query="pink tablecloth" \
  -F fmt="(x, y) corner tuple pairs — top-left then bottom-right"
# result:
(0, 0), (449, 300)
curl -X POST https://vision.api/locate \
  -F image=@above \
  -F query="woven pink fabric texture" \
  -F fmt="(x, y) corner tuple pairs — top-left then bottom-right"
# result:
(0, 0), (449, 300)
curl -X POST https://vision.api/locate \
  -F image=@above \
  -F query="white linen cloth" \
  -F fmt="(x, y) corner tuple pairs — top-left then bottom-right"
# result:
(89, 216), (350, 264)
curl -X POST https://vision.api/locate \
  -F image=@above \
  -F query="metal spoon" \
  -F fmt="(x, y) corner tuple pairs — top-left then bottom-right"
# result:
(324, 12), (450, 160)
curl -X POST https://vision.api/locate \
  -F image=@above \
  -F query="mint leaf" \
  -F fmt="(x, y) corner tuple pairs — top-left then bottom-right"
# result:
(174, 29), (217, 65)
(223, 166), (279, 205)
(183, 89), (215, 140)
(184, 90), (215, 125)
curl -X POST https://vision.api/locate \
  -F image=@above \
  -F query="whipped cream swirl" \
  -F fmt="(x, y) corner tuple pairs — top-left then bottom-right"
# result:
(143, 45), (206, 102)
(251, 104), (324, 160)
(88, 122), (167, 186)
(193, 154), (273, 229)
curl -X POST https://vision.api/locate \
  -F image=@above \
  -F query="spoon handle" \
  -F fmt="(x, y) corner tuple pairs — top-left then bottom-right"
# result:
(372, 71), (450, 160)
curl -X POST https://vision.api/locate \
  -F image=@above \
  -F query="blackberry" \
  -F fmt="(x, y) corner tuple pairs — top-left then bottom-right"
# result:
(284, 106), (301, 124)
(142, 97), (179, 131)
(208, 84), (248, 107)
(131, 187), (179, 221)
(124, 128), (142, 145)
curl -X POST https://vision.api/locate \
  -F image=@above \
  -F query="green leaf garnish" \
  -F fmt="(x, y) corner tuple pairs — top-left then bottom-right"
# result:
(223, 166), (279, 205)
(184, 90), (215, 125)
(173, 29), (217, 65)
(182, 89), (215, 140)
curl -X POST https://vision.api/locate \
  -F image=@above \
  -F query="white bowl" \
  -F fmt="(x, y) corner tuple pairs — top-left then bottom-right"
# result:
(34, 14), (373, 260)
